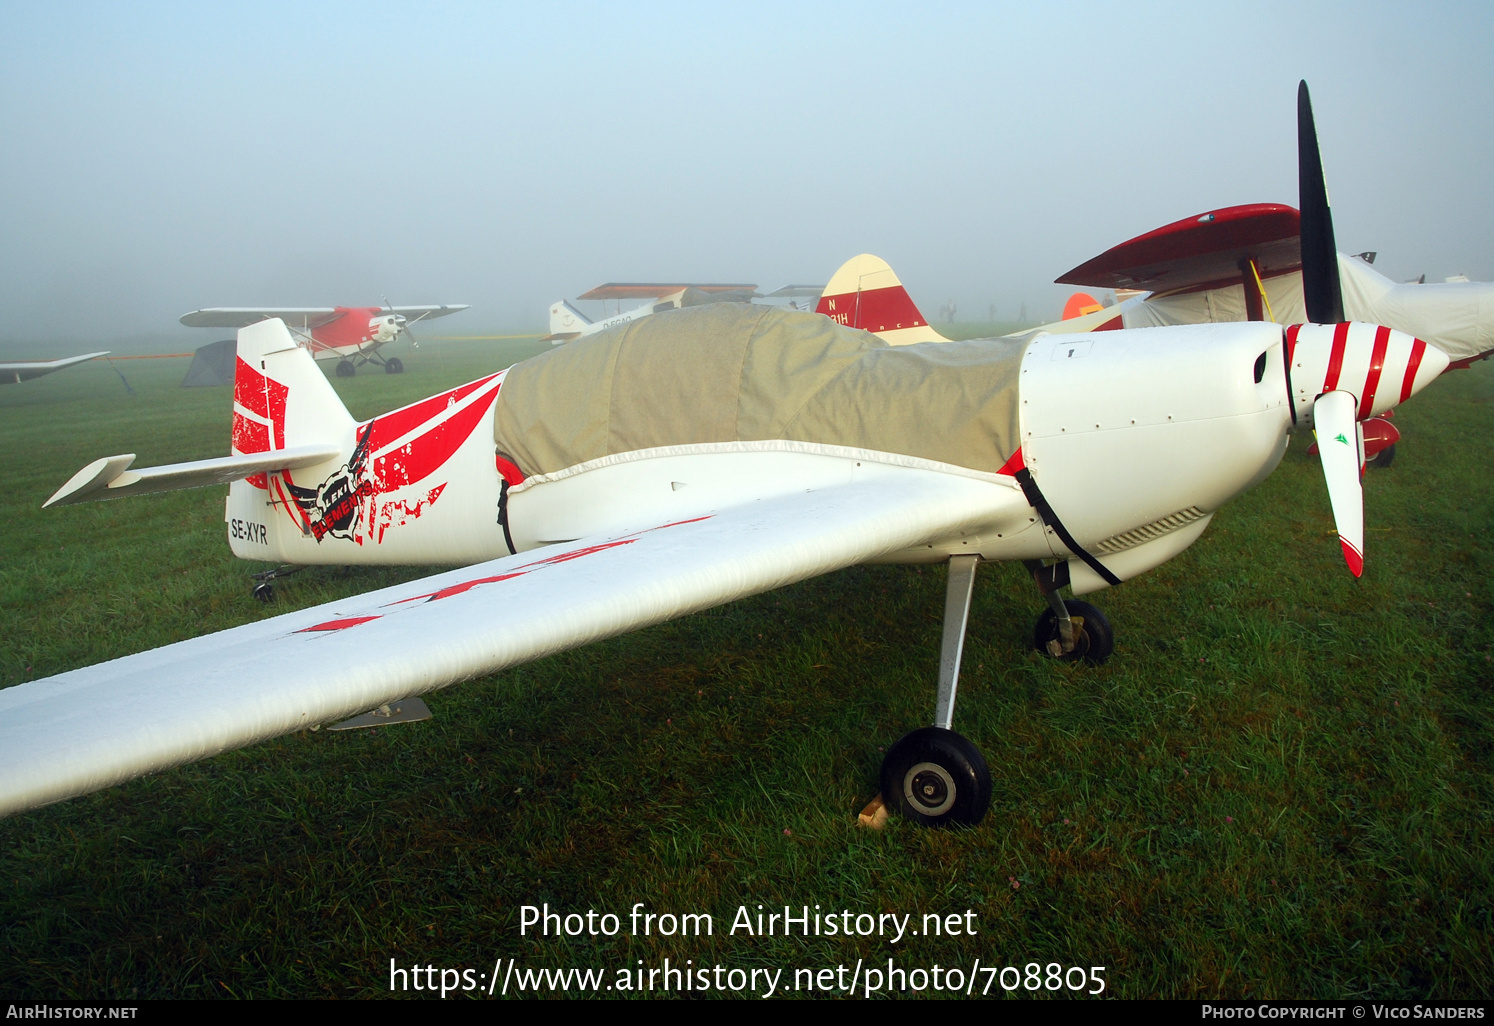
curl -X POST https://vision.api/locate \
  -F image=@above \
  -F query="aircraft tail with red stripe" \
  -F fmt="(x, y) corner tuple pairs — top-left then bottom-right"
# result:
(815, 254), (950, 345)
(228, 317), (513, 566)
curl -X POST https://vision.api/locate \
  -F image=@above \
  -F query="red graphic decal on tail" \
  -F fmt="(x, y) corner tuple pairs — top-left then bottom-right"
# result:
(233, 357), (290, 489)
(372, 379), (501, 491)
(284, 374), (504, 546)
(375, 483), (448, 543)
(362, 374), (500, 454)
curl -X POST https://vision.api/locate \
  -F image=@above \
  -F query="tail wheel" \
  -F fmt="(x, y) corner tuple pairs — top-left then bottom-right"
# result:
(879, 727), (991, 828)
(335, 361), (355, 378)
(1032, 599), (1113, 665)
(384, 357), (403, 374)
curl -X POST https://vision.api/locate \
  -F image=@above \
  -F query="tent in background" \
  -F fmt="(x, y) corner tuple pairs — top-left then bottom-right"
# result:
(181, 339), (236, 387)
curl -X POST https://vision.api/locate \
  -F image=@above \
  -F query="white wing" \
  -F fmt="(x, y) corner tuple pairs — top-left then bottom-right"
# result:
(0, 472), (1018, 818)
(179, 307), (469, 329)
(180, 308), (340, 329)
(0, 352), (110, 383)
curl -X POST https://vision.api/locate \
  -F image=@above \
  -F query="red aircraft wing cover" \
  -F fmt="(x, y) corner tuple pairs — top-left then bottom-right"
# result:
(1058, 204), (1302, 297)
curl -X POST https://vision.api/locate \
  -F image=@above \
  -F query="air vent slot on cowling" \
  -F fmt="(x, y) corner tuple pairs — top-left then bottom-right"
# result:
(1092, 506), (1207, 556)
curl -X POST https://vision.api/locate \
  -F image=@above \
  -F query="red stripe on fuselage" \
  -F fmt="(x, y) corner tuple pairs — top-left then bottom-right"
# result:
(372, 380), (502, 491)
(1400, 339), (1427, 404)
(362, 374), (501, 455)
(1322, 322), (1350, 392)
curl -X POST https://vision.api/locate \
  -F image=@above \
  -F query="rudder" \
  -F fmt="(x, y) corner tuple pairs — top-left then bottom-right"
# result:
(816, 254), (950, 345)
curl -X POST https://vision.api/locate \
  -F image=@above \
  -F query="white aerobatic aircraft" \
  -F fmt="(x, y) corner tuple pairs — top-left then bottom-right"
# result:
(2, 278), (1448, 827)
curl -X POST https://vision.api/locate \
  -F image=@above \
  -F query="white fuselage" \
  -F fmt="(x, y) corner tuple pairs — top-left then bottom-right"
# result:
(233, 322), (1295, 597)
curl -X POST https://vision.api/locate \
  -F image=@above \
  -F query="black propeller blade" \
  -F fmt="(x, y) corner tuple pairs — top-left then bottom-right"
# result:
(1298, 80), (1345, 324)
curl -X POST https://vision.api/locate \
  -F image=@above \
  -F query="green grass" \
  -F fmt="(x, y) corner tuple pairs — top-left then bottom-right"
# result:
(1, 342), (1492, 1000)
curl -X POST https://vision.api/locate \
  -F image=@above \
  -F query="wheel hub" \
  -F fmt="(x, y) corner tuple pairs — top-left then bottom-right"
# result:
(904, 762), (956, 816)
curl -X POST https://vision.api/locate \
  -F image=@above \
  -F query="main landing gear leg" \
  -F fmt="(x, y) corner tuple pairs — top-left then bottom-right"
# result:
(879, 555), (993, 828)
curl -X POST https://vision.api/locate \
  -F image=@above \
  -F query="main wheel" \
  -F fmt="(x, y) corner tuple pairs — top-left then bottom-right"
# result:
(1371, 442), (1395, 468)
(1032, 598), (1113, 664)
(879, 727), (991, 828)
(384, 357), (403, 374)
(335, 361), (355, 378)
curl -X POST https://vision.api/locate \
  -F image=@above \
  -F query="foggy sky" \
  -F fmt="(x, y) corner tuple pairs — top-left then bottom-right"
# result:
(2, 1), (1491, 350)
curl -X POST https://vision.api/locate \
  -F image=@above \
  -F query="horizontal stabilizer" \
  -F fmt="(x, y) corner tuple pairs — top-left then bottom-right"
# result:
(44, 445), (342, 508)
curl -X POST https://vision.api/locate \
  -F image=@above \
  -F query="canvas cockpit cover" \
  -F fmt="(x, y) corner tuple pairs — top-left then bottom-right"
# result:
(493, 304), (1028, 479)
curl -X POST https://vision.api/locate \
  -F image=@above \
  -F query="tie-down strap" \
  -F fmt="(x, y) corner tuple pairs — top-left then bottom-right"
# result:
(1013, 467), (1121, 587)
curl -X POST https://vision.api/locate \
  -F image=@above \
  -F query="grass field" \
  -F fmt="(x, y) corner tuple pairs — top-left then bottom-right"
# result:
(2, 331), (1491, 1000)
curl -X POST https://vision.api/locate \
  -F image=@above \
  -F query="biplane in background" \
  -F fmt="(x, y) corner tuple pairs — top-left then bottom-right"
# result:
(0, 351), (110, 385)
(1039, 82), (1494, 465)
(180, 304), (469, 377)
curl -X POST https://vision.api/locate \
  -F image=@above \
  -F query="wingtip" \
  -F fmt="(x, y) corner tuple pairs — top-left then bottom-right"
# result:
(1340, 538), (1364, 578)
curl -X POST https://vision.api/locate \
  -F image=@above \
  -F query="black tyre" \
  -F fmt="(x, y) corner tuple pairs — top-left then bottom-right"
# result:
(335, 361), (355, 378)
(1032, 598), (1113, 665)
(879, 727), (991, 828)
(385, 357), (403, 374)
(251, 582), (275, 604)
(1371, 442), (1395, 468)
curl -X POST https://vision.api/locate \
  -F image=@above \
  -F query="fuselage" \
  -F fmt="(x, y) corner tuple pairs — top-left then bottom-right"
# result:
(229, 318), (1302, 599)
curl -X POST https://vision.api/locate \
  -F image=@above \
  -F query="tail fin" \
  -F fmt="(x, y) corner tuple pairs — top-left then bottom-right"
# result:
(233, 318), (355, 483)
(543, 299), (591, 343)
(1062, 292), (1106, 320)
(815, 254), (950, 345)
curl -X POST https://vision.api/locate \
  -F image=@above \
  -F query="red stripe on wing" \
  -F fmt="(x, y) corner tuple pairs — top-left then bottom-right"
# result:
(298, 615), (382, 632)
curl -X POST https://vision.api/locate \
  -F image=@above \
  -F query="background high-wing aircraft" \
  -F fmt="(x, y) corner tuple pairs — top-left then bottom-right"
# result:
(544, 283), (759, 343)
(1036, 82), (1493, 465)
(0, 350), (110, 385)
(9, 291), (1443, 827)
(180, 304), (470, 376)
